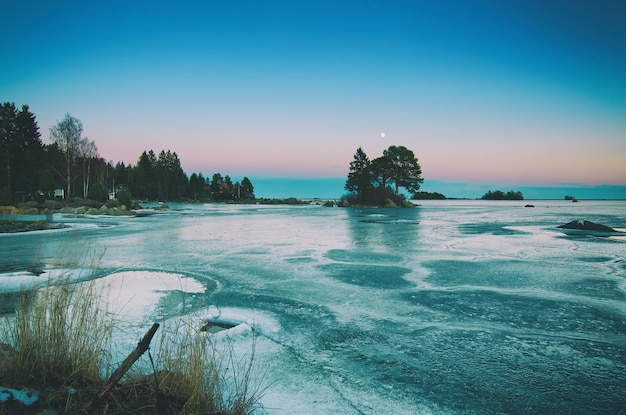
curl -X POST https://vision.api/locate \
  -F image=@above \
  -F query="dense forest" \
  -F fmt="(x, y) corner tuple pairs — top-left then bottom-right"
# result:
(0, 103), (254, 205)
(344, 145), (423, 207)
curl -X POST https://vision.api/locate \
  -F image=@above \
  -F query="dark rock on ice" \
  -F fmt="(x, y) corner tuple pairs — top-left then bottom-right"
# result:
(557, 220), (618, 232)
(27, 266), (44, 276)
(200, 320), (236, 333)
(556, 220), (624, 236)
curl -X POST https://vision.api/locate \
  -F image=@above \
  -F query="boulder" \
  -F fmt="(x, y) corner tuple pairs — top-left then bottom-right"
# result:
(556, 220), (624, 236)
(557, 220), (618, 233)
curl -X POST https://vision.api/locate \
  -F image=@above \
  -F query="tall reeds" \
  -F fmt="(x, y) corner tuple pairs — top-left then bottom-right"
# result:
(152, 320), (266, 414)
(1, 271), (266, 414)
(2, 275), (114, 412)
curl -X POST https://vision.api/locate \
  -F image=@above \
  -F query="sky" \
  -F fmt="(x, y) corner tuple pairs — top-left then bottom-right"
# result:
(2, 0), (625, 199)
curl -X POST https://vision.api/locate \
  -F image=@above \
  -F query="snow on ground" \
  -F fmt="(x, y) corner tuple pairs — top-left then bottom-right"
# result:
(91, 271), (205, 322)
(0, 268), (94, 292)
(0, 387), (39, 406)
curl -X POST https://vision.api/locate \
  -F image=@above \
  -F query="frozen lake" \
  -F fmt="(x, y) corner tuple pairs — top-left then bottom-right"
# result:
(1, 200), (625, 414)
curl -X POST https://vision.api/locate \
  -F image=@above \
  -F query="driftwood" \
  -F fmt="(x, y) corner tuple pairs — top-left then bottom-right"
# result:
(84, 322), (160, 413)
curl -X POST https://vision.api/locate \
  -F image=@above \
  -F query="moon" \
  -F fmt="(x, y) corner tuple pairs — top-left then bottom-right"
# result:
(380, 132), (386, 138)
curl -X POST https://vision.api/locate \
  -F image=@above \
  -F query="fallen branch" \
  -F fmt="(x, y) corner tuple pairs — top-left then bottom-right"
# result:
(84, 322), (160, 413)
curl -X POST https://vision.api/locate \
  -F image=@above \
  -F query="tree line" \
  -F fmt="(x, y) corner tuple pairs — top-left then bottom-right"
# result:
(0, 103), (254, 205)
(480, 190), (524, 200)
(344, 145), (423, 206)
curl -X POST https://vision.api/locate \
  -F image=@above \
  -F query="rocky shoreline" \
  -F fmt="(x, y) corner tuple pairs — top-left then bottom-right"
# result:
(0, 204), (137, 234)
(0, 220), (67, 234)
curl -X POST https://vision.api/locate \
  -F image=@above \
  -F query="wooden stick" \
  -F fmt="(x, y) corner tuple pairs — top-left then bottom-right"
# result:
(85, 322), (160, 412)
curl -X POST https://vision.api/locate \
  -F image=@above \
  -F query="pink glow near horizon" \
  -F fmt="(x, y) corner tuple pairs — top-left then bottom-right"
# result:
(83, 120), (626, 186)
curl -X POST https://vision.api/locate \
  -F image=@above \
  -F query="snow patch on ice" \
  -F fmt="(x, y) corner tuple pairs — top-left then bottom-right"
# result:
(0, 268), (94, 293)
(92, 271), (205, 322)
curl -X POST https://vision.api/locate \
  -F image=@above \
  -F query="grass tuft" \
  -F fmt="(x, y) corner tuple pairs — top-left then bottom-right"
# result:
(2, 276), (113, 412)
(146, 319), (266, 414)
(0, 274), (266, 414)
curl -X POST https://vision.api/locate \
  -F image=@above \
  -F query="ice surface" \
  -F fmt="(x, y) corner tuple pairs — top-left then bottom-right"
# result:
(1, 200), (625, 414)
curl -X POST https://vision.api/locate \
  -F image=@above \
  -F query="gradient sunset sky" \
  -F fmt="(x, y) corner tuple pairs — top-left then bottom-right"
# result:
(2, 0), (625, 195)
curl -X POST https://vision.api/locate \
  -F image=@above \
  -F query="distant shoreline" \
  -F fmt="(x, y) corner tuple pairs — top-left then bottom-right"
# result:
(0, 220), (67, 234)
(251, 177), (626, 200)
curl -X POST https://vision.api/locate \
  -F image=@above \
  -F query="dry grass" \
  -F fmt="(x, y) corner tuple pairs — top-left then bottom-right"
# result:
(150, 320), (266, 415)
(0, 271), (266, 414)
(2, 276), (113, 413)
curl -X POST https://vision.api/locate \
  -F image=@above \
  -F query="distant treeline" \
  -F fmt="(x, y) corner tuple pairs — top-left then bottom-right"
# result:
(116, 150), (255, 202)
(0, 102), (254, 204)
(412, 191), (446, 200)
(480, 190), (524, 200)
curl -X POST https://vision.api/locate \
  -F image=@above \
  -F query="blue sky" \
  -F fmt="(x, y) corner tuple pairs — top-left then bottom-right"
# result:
(2, 0), (625, 198)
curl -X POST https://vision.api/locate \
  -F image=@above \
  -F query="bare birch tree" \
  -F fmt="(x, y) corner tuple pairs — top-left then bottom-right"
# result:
(79, 137), (98, 198)
(49, 114), (83, 199)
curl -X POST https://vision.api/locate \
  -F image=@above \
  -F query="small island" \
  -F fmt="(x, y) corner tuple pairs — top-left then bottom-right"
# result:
(480, 190), (524, 200)
(342, 146), (423, 207)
